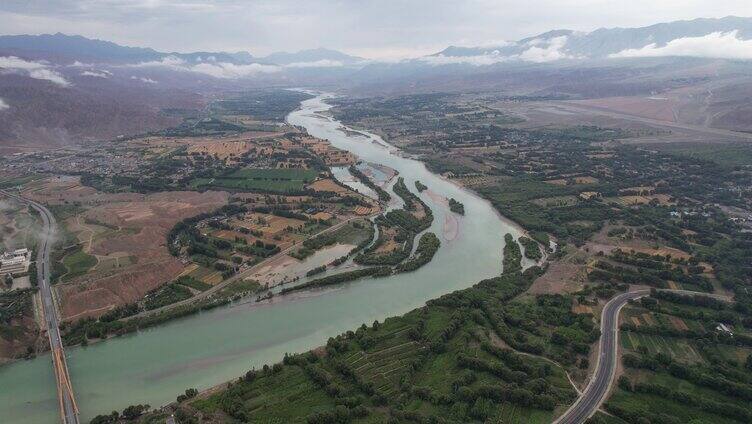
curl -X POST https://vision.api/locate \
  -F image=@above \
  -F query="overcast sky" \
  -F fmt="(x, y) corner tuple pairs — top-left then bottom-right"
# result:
(2, 1), (752, 59)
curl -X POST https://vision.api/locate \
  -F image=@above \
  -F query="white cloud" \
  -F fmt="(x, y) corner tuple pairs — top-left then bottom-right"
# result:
(0, 56), (47, 70)
(128, 55), (280, 78)
(418, 51), (510, 66)
(464, 40), (514, 49)
(0, 56), (71, 87)
(190, 62), (280, 78)
(28, 68), (71, 86)
(284, 59), (344, 68)
(517, 36), (572, 62)
(418, 36), (571, 66)
(70, 61), (94, 67)
(609, 31), (752, 60)
(81, 70), (112, 78)
(130, 76), (158, 84)
(347, 46), (442, 62)
(0, 98), (8, 111)
(131, 55), (188, 68)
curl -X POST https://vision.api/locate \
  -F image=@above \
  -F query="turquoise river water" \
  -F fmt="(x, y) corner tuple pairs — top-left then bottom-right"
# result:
(0, 93), (519, 423)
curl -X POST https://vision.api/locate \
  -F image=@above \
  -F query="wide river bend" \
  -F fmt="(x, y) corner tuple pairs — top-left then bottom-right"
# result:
(0, 94), (519, 423)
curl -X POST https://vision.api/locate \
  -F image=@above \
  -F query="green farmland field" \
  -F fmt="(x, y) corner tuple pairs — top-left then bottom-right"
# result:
(621, 332), (704, 364)
(61, 250), (97, 282)
(226, 168), (318, 180)
(158, 271), (580, 423)
(190, 168), (318, 193)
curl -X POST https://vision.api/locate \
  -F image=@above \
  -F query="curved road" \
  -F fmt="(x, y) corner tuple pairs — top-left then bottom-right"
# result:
(554, 289), (649, 424)
(1, 190), (79, 424)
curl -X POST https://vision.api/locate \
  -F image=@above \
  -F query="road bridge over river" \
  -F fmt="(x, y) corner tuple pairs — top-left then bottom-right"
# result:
(1, 190), (79, 424)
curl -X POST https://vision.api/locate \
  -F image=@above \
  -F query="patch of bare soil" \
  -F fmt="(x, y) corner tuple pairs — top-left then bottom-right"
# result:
(23, 176), (142, 205)
(529, 262), (585, 294)
(573, 95), (680, 122)
(586, 223), (691, 260)
(488, 331), (510, 349)
(58, 259), (186, 321)
(0, 316), (40, 362)
(669, 316), (689, 331)
(572, 304), (594, 315)
(375, 227), (400, 254)
(28, 180), (230, 321)
(307, 178), (351, 195)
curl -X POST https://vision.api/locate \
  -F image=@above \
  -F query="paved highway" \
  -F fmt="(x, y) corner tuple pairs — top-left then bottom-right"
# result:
(1, 191), (79, 424)
(554, 290), (649, 424)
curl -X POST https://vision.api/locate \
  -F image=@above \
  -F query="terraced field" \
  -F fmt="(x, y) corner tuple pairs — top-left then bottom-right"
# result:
(621, 332), (705, 364)
(166, 270), (581, 423)
(344, 326), (424, 395)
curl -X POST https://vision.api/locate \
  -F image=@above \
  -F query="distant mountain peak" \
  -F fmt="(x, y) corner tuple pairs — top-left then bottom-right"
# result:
(432, 15), (752, 62)
(260, 48), (363, 65)
(0, 33), (254, 65)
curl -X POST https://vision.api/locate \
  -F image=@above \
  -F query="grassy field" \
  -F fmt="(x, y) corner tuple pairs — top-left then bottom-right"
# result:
(651, 142), (752, 168)
(192, 365), (347, 422)
(227, 168), (318, 180)
(95, 255), (136, 273)
(0, 174), (41, 189)
(493, 403), (553, 424)
(144, 284), (193, 310)
(607, 387), (743, 424)
(291, 220), (372, 259)
(621, 332), (704, 364)
(588, 411), (629, 424)
(190, 168), (318, 193)
(216, 279), (261, 298)
(640, 371), (751, 409)
(706, 344), (752, 364)
(175, 275), (212, 292)
(190, 177), (303, 192)
(61, 249), (97, 282)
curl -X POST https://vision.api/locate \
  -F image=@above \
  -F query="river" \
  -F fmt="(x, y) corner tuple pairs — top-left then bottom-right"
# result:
(0, 93), (519, 423)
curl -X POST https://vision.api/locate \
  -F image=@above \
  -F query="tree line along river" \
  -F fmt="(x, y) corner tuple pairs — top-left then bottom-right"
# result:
(0, 93), (520, 423)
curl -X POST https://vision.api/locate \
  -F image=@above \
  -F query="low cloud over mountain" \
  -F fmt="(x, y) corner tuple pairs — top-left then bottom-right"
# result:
(433, 16), (752, 64)
(0, 55), (70, 86)
(126, 55), (280, 79)
(4, 16), (752, 149)
(609, 30), (752, 60)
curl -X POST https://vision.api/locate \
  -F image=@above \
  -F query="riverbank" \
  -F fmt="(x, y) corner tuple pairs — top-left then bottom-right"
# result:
(138, 261), (566, 423)
(0, 93), (521, 424)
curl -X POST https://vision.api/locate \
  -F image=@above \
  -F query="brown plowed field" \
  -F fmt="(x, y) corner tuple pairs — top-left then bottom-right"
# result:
(308, 178), (351, 195)
(573, 96), (679, 122)
(25, 178), (230, 321)
(529, 262), (584, 294)
(58, 259), (185, 321)
(669, 316), (689, 331)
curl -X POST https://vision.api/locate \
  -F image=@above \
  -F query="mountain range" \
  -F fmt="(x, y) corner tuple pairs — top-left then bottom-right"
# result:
(0, 33), (362, 67)
(3, 16), (752, 70)
(2, 16), (752, 150)
(437, 16), (752, 60)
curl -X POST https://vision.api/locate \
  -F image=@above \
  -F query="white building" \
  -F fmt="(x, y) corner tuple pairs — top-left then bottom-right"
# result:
(716, 323), (733, 335)
(0, 248), (31, 275)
